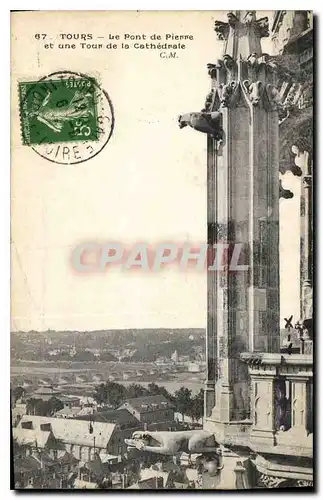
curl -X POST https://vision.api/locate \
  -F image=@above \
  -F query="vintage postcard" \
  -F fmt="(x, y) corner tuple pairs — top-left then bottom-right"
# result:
(11, 10), (313, 490)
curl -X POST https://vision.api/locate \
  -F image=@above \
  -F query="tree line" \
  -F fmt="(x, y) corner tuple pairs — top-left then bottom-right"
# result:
(93, 382), (204, 422)
(11, 381), (204, 422)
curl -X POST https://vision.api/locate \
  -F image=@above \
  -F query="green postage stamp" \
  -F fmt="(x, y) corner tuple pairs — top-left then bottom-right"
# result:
(19, 76), (100, 146)
(18, 71), (114, 165)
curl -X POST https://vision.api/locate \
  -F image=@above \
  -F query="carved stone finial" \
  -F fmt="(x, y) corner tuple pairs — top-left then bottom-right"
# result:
(279, 179), (293, 199)
(255, 16), (270, 38)
(227, 12), (239, 27)
(243, 11), (256, 25)
(217, 11), (269, 61)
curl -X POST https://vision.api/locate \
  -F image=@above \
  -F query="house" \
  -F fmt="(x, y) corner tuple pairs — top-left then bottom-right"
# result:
(77, 452), (107, 484)
(31, 385), (62, 402)
(187, 362), (201, 373)
(118, 395), (175, 425)
(56, 375), (73, 385)
(37, 378), (53, 386)
(179, 453), (201, 466)
(140, 466), (173, 488)
(78, 396), (97, 406)
(29, 386), (80, 409)
(12, 429), (78, 489)
(127, 477), (164, 489)
(73, 409), (143, 454)
(16, 415), (122, 461)
(59, 394), (81, 408)
(54, 406), (83, 419)
(171, 350), (179, 363)
(73, 479), (99, 489)
(74, 409), (140, 428)
(173, 482), (191, 489)
(22, 379), (33, 388)
(14, 455), (48, 489)
(12, 426), (64, 457)
(75, 374), (89, 384)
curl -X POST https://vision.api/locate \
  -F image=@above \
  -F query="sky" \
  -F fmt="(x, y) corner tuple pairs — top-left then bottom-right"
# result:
(11, 10), (301, 331)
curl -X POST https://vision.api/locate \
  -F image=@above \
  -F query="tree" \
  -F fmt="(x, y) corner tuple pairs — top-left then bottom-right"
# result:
(49, 397), (64, 415)
(158, 386), (176, 405)
(73, 350), (96, 362)
(26, 398), (42, 415)
(125, 384), (149, 399)
(147, 383), (175, 404)
(147, 383), (160, 396)
(174, 387), (192, 421)
(26, 397), (64, 416)
(106, 382), (126, 407)
(187, 389), (204, 422)
(11, 386), (25, 405)
(99, 351), (117, 362)
(93, 380), (177, 409)
(93, 383), (107, 405)
(93, 382), (127, 408)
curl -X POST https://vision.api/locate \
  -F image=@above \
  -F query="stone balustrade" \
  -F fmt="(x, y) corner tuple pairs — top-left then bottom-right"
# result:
(241, 352), (313, 457)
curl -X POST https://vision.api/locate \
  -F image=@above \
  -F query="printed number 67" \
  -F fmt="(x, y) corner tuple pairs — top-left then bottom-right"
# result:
(74, 120), (91, 137)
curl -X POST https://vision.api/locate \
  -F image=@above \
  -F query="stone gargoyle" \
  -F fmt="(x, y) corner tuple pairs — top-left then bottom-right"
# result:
(178, 111), (223, 141)
(125, 429), (220, 456)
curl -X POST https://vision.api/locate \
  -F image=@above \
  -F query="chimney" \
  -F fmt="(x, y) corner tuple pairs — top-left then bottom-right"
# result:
(156, 476), (164, 489)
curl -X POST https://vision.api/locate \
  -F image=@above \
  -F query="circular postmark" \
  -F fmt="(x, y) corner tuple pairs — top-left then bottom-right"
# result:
(18, 71), (114, 165)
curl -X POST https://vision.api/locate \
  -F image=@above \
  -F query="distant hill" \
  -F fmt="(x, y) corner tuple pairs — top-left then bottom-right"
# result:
(11, 329), (206, 362)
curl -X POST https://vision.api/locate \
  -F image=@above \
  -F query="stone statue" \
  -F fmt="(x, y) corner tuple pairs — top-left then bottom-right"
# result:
(125, 429), (221, 456)
(295, 319), (312, 342)
(274, 377), (289, 431)
(178, 111), (223, 141)
(214, 20), (230, 40)
(243, 80), (263, 106)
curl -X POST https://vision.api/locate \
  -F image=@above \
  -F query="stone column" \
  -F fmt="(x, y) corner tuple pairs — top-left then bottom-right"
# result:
(250, 374), (276, 446)
(290, 143), (313, 352)
(299, 150), (313, 326)
(277, 374), (313, 449)
(239, 355), (278, 448)
(275, 355), (313, 450)
(205, 135), (217, 418)
(180, 11), (281, 442)
(208, 11), (281, 436)
(290, 377), (308, 436)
